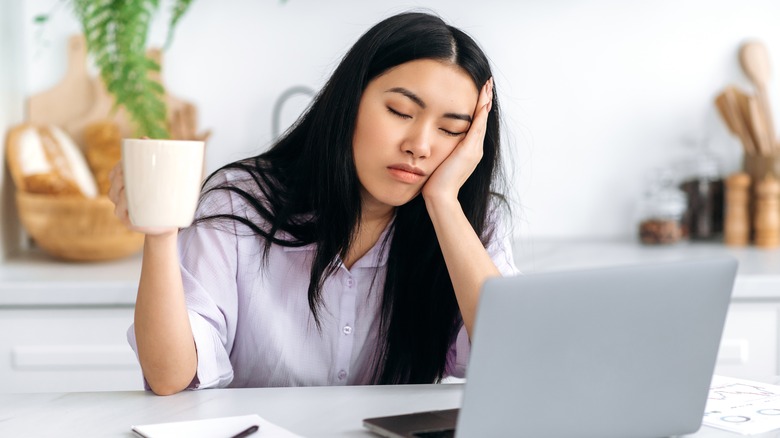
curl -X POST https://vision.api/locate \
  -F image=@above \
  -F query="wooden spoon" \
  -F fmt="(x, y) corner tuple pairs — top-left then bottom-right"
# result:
(720, 86), (758, 155)
(734, 86), (767, 155)
(740, 41), (776, 153)
(748, 94), (772, 156)
(715, 90), (754, 155)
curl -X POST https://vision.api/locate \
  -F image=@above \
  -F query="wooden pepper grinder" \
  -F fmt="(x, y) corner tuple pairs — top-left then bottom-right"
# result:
(753, 174), (780, 248)
(724, 172), (752, 246)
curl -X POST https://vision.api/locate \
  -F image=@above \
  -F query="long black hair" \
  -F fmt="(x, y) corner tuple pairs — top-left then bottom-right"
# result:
(196, 11), (505, 384)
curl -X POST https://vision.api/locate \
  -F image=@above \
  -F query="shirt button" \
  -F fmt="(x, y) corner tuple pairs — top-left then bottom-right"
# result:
(338, 370), (347, 380)
(343, 325), (353, 335)
(346, 278), (355, 288)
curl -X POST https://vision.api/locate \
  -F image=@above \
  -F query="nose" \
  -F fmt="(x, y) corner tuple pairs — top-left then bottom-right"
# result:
(402, 125), (431, 159)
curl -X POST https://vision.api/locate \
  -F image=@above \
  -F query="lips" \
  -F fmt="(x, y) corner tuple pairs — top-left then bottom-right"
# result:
(387, 164), (426, 184)
(387, 163), (425, 176)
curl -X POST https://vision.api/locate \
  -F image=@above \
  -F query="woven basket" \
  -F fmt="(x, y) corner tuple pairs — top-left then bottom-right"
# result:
(15, 191), (144, 262)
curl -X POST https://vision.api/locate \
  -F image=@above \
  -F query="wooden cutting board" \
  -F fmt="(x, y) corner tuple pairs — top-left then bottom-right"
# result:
(27, 35), (96, 141)
(27, 34), (206, 148)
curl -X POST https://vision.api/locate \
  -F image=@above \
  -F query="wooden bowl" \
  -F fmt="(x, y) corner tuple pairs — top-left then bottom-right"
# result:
(15, 191), (144, 262)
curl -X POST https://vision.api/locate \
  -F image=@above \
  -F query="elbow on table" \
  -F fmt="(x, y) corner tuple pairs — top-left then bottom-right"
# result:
(147, 378), (191, 396)
(143, 365), (196, 396)
(137, 349), (198, 395)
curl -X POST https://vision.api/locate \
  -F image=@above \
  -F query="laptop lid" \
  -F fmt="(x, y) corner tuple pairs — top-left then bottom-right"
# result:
(456, 257), (737, 438)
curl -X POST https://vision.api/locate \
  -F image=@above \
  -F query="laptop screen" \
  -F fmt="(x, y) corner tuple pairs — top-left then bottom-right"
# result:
(364, 257), (737, 438)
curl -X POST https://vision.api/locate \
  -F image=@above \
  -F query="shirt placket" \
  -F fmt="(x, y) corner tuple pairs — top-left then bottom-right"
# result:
(333, 270), (357, 385)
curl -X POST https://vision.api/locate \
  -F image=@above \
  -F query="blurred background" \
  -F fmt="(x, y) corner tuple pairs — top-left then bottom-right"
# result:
(4, 0), (780, 394)
(4, 0), (779, 245)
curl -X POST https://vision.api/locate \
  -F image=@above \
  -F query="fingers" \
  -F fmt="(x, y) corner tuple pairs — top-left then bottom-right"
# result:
(486, 77), (494, 112)
(114, 187), (130, 225)
(107, 163), (123, 204)
(107, 162), (131, 225)
(463, 77), (493, 145)
(477, 77), (493, 117)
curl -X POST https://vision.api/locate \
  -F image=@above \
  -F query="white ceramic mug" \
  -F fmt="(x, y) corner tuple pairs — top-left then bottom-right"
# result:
(121, 138), (205, 228)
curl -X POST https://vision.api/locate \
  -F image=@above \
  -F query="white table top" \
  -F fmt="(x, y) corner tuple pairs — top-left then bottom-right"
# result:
(0, 383), (772, 438)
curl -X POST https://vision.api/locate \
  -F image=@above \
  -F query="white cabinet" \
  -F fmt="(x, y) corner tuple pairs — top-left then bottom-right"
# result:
(513, 240), (780, 381)
(0, 251), (143, 393)
(716, 302), (780, 379)
(0, 307), (142, 393)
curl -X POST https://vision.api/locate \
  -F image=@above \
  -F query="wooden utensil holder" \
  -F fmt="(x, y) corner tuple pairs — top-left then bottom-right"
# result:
(744, 154), (780, 180)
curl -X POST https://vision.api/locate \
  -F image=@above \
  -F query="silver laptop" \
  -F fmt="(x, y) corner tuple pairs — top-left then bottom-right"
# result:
(364, 257), (737, 438)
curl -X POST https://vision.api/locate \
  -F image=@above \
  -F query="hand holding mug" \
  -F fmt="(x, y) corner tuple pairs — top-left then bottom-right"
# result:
(108, 138), (205, 235)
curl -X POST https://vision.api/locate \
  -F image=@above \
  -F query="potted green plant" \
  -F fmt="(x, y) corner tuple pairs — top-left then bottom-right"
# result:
(38, 0), (196, 139)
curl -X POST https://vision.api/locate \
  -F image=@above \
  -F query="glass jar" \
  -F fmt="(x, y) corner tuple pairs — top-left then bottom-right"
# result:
(677, 153), (724, 240)
(638, 169), (688, 245)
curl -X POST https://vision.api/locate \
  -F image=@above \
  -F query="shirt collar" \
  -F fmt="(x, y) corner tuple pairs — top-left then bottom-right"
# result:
(282, 217), (395, 269)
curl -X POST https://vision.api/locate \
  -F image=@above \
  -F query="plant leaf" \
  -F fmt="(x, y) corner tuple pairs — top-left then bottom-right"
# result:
(165, 0), (193, 48)
(72, 0), (172, 138)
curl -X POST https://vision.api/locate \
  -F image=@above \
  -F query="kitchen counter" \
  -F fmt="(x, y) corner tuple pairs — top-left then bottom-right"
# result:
(512, 239), (780, 300)
(3, 239), (780, 306)
(2, 239), (780, 389)
(0, 250), (141, 306)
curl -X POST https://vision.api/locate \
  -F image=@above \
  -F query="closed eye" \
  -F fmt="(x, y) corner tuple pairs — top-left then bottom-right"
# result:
(440, 128), (466, 137)
(387, 106), (412, 119)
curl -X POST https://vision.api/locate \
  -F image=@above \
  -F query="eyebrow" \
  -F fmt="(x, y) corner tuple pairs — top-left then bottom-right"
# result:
(386, 87), (472, 123)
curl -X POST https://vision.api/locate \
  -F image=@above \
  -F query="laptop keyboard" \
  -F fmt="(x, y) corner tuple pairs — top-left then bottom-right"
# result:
(412, 430), (455, 438)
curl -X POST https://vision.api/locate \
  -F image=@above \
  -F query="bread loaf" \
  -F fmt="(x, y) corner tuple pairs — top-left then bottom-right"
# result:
(5, 123), (98, 197)
(83, 120), (121, 195)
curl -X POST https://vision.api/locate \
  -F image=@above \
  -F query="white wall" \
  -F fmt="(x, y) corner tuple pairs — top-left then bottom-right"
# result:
(17, 0), (780, 240)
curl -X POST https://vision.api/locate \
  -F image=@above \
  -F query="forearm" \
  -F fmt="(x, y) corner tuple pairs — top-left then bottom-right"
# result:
(425, 196), (500, 338)
(134, 232), (197, 395)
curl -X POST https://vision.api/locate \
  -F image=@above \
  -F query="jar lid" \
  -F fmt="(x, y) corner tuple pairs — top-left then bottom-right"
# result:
(644, 187), (687, 218)
(682, 155), (720, 179)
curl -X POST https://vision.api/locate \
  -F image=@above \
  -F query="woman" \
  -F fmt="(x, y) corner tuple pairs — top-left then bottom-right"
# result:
(109, 11), (518, 395)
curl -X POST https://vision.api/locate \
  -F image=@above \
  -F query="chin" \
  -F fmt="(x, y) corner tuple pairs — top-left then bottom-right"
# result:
(387, 191), (421, 207)
(362, 184), (422, 209)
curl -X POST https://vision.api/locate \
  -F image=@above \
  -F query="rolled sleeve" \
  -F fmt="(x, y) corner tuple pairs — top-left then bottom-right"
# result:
(187, 310), (234, 388)
(444, 324), (471, 378)
(126, 308), (234, 390)
(126, 224), (239, 391)
(176, 216), (240, 389)
(126, 325), (153, 390)
(485, 213), (520, 277)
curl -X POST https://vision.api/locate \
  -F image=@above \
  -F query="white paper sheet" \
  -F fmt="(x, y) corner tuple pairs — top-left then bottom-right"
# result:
(131, 414), (303, 438)
(704, 375), (780, 435)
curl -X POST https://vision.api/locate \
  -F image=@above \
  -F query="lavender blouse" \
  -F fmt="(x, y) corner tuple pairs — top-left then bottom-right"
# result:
(128, 169), (519, 389)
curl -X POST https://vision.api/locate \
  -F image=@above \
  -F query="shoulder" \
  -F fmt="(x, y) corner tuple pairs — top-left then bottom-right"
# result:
(196, 158), (276, 219)
(202, 158), (273, 192)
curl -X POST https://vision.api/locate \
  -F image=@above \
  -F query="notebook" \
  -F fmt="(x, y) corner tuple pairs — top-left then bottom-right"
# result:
(363, 257), (738, 438)
(132, 414), (303, 438)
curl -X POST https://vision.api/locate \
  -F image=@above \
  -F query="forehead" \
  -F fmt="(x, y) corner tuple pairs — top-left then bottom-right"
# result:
(367, 59), (479, 110)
